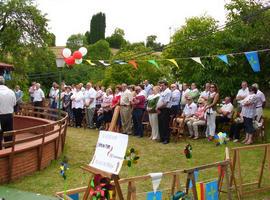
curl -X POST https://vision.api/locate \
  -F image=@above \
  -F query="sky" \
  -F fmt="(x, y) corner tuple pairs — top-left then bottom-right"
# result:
(35, 0), (227, 46)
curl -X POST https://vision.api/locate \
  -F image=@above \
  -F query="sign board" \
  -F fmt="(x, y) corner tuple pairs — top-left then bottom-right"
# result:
(90, 131), (128, 174)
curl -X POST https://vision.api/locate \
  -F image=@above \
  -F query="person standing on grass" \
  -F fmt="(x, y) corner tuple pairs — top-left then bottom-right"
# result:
(156, 80), (172, 144)
(84, 83), (97, 129)
(33, 83), (45, 108)
(0, 76), (16, 149)
(71, 84), (84, 128)
(204, 83), (219, 141)
(241, 86), (257, 145)
(170, 83), (181, 117)
(28, 81), (36, 104)
(14, 85), (23, 113)
(236, 81), (249, 109)
(252, 83), (266, 122)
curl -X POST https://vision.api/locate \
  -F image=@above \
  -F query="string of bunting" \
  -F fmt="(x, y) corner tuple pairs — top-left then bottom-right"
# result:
(83, 48), (270, 73)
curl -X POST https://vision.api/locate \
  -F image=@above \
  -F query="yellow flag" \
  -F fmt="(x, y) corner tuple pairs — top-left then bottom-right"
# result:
(167, 59), (179, 68)
(86, 59), (96, 66)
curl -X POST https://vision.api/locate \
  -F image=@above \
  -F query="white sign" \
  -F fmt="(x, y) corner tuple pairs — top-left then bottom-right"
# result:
(89, 131), (128, 174)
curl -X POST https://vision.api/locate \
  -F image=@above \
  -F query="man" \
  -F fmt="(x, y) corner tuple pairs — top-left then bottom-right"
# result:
(0, 76), (16, 149)
(33, 83), (45, 108)
(216, 97), (234, 128)
(144, 80), (152, 97)
(28, 81), (36, 103)
(189, 83), (200, 103)
(84, 83), (97, 129)
(236, 81), (249, 104)
(120, 83), (133, 135)
(156, 80), (172, 144)
(96, 85), (104, 109)
(252, 83), (266, 121)
(49, 82), (57, 108)
(131, 86), (146, 137)
(180, 83), (190, 111)
(200, 83), (210, 100)
(170, 83), (181, 117)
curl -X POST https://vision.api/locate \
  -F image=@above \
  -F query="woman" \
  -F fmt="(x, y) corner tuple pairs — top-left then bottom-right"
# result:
(186, 98), (206, 139)
(241, 86), (257, 145)
(14, 85), (23, 113)
(147, 86), (160, 140)
(111, 85), (122, 132)
(63, 86), (73, 126)
(204, 83), (219, 141)
(71, 84), (84, 128)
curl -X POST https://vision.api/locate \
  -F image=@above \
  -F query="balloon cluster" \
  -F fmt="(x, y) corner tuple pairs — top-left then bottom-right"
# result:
(124, 148), (140, 167)
(214, 132), (229, 146)
(184, 144), (192, 159)
(90, 174), (114, 200)
(62, 47), (88, 67)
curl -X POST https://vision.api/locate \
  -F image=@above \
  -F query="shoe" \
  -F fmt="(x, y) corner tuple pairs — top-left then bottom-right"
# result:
(193, 137), (199, 140)
(188, 135), (193, 138)
(233, 139), (239, 143)
(163, 141), (169, 144)
(245, 140), (253, 145)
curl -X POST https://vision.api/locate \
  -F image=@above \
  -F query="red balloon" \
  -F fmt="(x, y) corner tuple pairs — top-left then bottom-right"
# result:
(64, 56), (75, 65)
(73, 51), (82, 59)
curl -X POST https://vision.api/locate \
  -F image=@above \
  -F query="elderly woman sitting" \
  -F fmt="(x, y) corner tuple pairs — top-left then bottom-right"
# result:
(186, 98), (206, 139)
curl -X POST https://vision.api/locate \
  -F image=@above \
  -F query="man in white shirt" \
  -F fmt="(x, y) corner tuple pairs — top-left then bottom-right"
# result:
(144, 80), (153, 97)
(49, 82), (57, 108)
(236, 81), (249, 104)
(84, 83), (97, 128)
(0, 76), (16, 149)
(170, 84), (181, 116)
(252, 83), (266, 121)
(33, 83), (45, 107)
(120, 83), (133, 135)
(216, 97), (234, 128)
(182, 96), (197, 120)
(156, 80), (172, 144)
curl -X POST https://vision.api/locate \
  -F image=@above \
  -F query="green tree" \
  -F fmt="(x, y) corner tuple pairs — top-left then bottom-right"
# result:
(106, 28), (127, 49)
(87, 40), (111, 60)
(66, 33), (87, 52)
(87, 12), (106, 44)
(146, 35), (163, 50)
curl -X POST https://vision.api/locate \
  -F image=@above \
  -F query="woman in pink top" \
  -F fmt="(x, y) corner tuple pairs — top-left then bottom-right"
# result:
(186, 98), (206, 139)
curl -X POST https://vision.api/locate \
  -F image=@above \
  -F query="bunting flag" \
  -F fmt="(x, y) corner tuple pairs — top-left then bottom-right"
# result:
(244, 51), (261, 72)
(217, 55), (229, 65)
(189, 170), (199, 188)
(149, 173), (163, 193)
(196, 182), (205, 200)
(191, 57), (205, 68)
(128, 60), (138, 69)
(86, 60), (96, 66)
(68, 193), (79, 200)
(114, 60), (127, 65)
(205, 180), (218, 200)
(146, 191), (162, 200)
(99, 60), (110, 66)
(148, 60), (159, 69)
(167, 59), (179, 68)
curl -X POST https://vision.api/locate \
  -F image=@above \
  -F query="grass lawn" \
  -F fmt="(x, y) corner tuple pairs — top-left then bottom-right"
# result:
(5, 110), (270, 200)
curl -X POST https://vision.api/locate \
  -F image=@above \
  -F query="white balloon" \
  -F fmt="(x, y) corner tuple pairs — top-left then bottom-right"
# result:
(75, 58), (83, 64)
(79, 47), (88, 56)
(62, 48), (72, 58)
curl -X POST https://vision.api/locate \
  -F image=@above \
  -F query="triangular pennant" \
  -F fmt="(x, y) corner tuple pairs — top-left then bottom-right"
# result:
(191, 57), (205, 68)
(167, 59), (179, 68)
(217, 55), (229, 65)
(149, 173), (163, 193)
(244, 51), (261, 72)
(99, 60), (110, 66)
(86, 60), (96, 66)
(148, 60), (159, 69)
(128, 60), (138, 69)
(205, 180), (218, 200)
(114, 60), (127, 65)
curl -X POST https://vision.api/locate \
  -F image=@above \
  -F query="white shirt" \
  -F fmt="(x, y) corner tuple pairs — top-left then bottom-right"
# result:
(241, 94), (257, 118)
(0, 85), (16, 114)
(170, 89), (181, 106)
(84, 88), (97, 109)
(200, 90), (210, 100)
(180, 88), (190, 105)
(120, 89), (133, 106)
(71, 90), (84, 109)
(183, 102), (197, 117)
(220, 103), (234, 118)
(157, 88), (172, 109)
(33, 88), (45, 102)
(236, 88), (249, 102)
(144, 84), (153, 96)
(255, 90), (266, 108)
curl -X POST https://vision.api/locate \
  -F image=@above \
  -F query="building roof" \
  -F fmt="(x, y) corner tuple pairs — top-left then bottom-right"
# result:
(0, 62), (14, 70)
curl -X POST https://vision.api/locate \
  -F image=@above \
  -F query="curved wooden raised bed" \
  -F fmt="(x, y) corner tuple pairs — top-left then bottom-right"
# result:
(0, 106), (68, 183)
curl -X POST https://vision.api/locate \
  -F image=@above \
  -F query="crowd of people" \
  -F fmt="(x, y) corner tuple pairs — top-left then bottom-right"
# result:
(27, 79), (266, 145)
(0, 74), (266, 150)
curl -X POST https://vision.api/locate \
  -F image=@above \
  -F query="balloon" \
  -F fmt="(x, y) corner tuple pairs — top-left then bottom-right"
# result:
(62, 48), (72, 58)
(73, 51), (82, 59)
(64, 56), (75, 65)
(75, 58), (83, 64)
(79, 47), (88, 56)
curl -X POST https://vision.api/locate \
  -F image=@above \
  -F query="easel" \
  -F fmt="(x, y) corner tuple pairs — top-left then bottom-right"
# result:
(230, 144), (270, 199)
(81, 165), (124, 200)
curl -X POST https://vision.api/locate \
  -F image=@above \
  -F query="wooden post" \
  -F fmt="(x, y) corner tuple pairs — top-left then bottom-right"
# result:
(224, 163), (232, 200)
(258, 146), (267, 188)
(236, 150), (243, 198)
(127, 181), (136, 200)
(109, 106), (120, 131)
(171, 174), (180, 195)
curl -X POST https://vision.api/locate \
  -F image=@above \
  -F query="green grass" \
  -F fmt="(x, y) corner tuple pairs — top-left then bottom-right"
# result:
(5, 110), (270, 200)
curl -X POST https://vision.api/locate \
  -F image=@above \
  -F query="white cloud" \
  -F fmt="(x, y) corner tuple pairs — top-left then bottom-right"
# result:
(36, 0), (226, 46)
